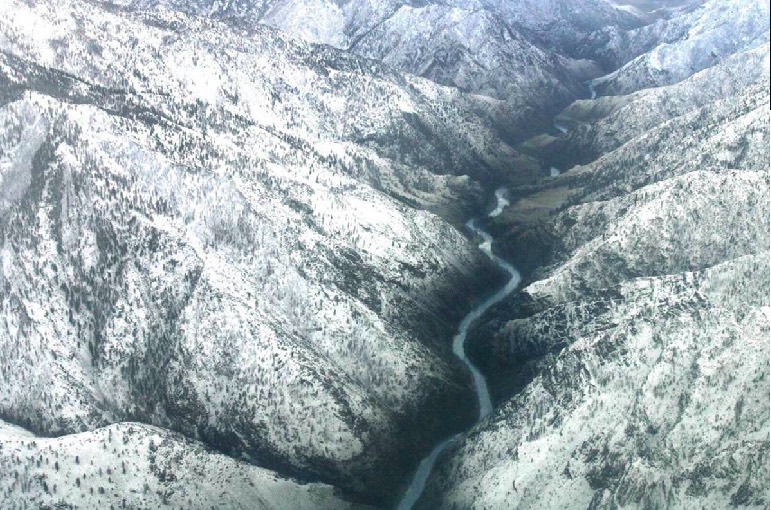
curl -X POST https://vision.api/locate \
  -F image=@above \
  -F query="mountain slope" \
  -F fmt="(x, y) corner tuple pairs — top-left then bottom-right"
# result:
(113, 0), (641, 51)
(103, 0), (645, 139)
(1, 0), (767, 508)
(0, 420), (373, 509)
(416, 23), (770, 510)
(349, 4), (597, 140)
(443, 0), (641, 52)
(422, 252), (769, 510)
(0, 0), (541, 504)
(548, 43), (770, 167)
(584, 0), (770, 96)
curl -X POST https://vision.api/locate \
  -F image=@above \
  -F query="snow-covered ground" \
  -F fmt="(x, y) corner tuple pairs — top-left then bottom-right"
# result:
(397, 188), (521, 509)
(98, 0), (645, 141)
(586, 0), (769, 95)
(0, 0), (767, 508)
(0, 420), (372, 509)
(0, 0), (536, 504)
(417, 16), (770, 508)
(555, 42), (770, 159)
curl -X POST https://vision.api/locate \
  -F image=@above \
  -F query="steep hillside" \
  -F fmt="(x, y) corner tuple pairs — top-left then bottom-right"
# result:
(535, 42), (769, 171)
(416, 27), (770, 510)
(484, 14), (769, 415)
(4, 0), (537, 217)
(2, 0), (768, 508)
(422, 252), (769, 509)
(487, 59), (768, 413)
(583, 0), (770, 95)
(116, 0), (640, 52)
(349, 4), (596, 140)
(0, 0), (538, 505)
(442, 0), (641, 52)
(105, 0), (644, 139)
(0, 420), (373, 509)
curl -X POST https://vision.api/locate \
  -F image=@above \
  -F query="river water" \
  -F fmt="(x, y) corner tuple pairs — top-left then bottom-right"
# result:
(396, 188), (522, 510)
(588, 79), (597, 100)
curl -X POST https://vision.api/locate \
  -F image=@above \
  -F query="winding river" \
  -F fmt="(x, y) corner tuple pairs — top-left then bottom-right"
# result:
(588, 79), (597, 100)
(396, 188), (522, 510)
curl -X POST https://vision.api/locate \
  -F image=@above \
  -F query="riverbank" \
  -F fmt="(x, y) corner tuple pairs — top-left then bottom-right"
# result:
(395, 188), (522, 509)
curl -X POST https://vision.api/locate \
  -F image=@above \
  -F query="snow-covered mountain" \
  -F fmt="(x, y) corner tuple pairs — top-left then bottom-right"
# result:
(441, 0), (641, 52)
(348, 4), (599, 140)
(546, 41), (770, 170)
(0, 0), (544, 505)
(100, 0), (646, 139)
(111, 0), (641, 51)
(0, 419), (373, 509)
(582, 0), (770, 95)
(1, 0), (768, 508)
(416, 8), (770, 508)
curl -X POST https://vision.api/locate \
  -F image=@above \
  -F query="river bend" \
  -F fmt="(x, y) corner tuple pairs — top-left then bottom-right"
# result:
(396, 188), (522, 510)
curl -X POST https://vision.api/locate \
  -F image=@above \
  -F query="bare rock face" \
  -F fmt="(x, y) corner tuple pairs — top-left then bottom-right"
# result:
(418, 15), (770, 509)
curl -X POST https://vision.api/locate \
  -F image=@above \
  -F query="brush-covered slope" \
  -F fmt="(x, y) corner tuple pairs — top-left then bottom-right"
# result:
(416, 36), (770, 510)
(105, 0), (644, 139)
(118, 0), (412, 48)
(0, 0), (535, 504)
(442, 0), (641, 52)
(540, 42), (769, 170)
(422, 253), (769, 510)
(584, 0), (770, 96)
(0, 420), (372, 509)
(487, 54), (769, 407)
(4, 0), (534, 217)
(114, 0), (641, 53)
(348, 4), (598, 140)
(0, 422), (370, 510)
